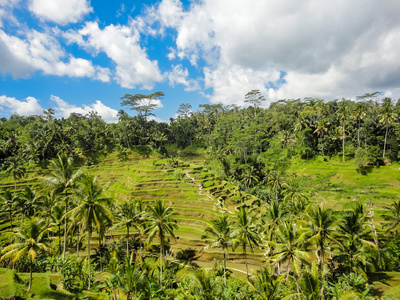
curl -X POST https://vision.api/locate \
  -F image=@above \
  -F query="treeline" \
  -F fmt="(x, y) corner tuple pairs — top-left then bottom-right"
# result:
(1, 92), (399, 185)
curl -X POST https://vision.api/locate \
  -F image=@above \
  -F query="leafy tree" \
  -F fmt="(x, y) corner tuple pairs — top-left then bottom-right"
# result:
(0, 217), (53, 292)
(145, 199), (178, 285)
(5, 156), (26, 190)
(0, 189), (18, 232)
(249, 266), (284, 300)
(379, 98), (398, 158)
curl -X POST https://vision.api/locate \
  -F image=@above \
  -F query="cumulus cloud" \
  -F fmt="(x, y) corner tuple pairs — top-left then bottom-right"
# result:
(166, 64), (200, 91)
(164, 0), (400, 104)
(203, 64), (281, 105)
(0, 95), (43, 115)
(0, 29), (110, 81)
(64, 21), (163, 89)
(28, 0), (92, 25)
(51, 95), (118, 123)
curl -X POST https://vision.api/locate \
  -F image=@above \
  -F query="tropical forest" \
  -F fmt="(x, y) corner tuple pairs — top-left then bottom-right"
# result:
(1, 91), (400, 299)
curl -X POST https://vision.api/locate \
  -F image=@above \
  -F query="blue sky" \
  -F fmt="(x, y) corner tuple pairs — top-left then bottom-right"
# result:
(1, 0), (400, 122)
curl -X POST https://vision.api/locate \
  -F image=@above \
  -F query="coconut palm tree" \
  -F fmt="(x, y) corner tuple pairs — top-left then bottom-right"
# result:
(67, 174), (112, 290)
(313, 119), (329, 158)
(43, 154), (83, 259)
(202, 214), (232, 285)
(352, 102), (367, 148)
(144, 199), (178, 285)
(232, 207), (261, 281)
(336, 100), (352, 162)
(189, 268), (220, 300)
(306, 206), (337, 266)
(0, 217), (53, 292)
(384, 200), (400, 232)
(273, 221), (309, 279)
(249, 266), (284, 300)
(0, 189), (18, 232)
(5, 156), (26, 191)
(379, 99), (398, 158)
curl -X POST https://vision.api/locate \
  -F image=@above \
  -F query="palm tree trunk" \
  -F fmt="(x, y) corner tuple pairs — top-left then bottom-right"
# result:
(160, 243), (163, 285)
(383, 126), (388, 158)
(244, 245), (249, 281)
(223, 251), (227, 286)
(76, 226), (80, 258)
(126, 225), (130, 259)
(63, 198), (68, 259)
(358, 121), (361, 148)
(342, 123), (345, 162)
(9, 209), (13, 232)
(28, 257), (33, 292)
(88, 228), (91, 291)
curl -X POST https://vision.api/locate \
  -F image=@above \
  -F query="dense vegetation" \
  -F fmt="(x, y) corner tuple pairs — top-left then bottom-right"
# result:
(1, 91), (400, 299)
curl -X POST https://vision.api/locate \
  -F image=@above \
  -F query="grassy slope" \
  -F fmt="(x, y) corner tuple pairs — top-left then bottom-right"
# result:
(1, 149), (400, 297)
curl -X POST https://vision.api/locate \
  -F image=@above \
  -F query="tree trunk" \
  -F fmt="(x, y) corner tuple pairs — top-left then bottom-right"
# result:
(63, 198), (68, 259)
(342, 123), (345, 162)
(9, 208), (13, 232)
(28, 257), (33, 292)
(160, 243), (163, 285)
(358, 121), (361, 148)
(76, 225), (80, 258)
(244, 245), (249, 281)
(126, 225), (130, 259)
(383, 127), (388, 158)
(88, 229), (91, 290)
(223, 251), (227, 286)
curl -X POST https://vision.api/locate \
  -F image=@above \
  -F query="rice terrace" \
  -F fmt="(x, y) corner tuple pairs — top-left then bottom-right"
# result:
(1, 0), (400, 299)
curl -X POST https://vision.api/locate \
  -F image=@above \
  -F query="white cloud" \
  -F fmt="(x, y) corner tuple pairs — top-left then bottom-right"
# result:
(166, 64), (200, 91)
(0, 29), (110, 81)
(51, 95), (118, 123)
(163, 0), (400, 104)
(0, 95), (43, 115)
(65, 21), (163, 89)
(203, 64), (281, 105)
(28, 0), (92, 25)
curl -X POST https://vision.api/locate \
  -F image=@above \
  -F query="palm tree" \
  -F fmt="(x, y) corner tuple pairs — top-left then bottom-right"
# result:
(0, 189), (18, 232)
(120, 264), (146, 300)
(384, 200), (400, 232)
(336, 205), (376, 276)
(265, 170), (285, 204)
(114, 201), (142, 259)
(313, 119), (329, 158)
(0, 217), (53, 292)
(202, 214), (232, 285)
(67, 174), (112, 290)
(307, 206), (337, 266)
(144, 199), (178, 285)
(249, 266), (284, 300)
(232, 207), (261, 281)
(273, 221), (309, 279)
(189, 268), (220, 300)
(5, 156), (26, 190)
(43, 154), (82, 259)
(336, 100), (352, 162)
(379, 99), (398, 158)
(352, 102), (367, 148)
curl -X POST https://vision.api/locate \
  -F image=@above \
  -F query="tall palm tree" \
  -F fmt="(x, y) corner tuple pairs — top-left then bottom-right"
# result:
(336, 206), (376, 276)
(144, 199), (178, 285)
(189, 268), (220, 300)
(43, 154), (82, 259)
(67, 174), (112, 290)
(0, 217), (53, 292)
(202, 214), (232, 285)
(336, 100), (352, 162)
(379, 100), (398, 158)
(114, 201), (142, 259)
(313, 119), (329, 159)
(249, 266), (284, 300)
(384, 200), (400, 232)
(0, 189), (18, 232)
(232, 207), (261, 281)
(273, 221), (309, 279)
(5, 156), (26, 191)
(307, 206), (337, 266)
(352, 102), (367, 148)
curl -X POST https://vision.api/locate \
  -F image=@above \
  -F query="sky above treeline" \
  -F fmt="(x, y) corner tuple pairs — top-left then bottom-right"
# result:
(0, 0), (399, 123)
